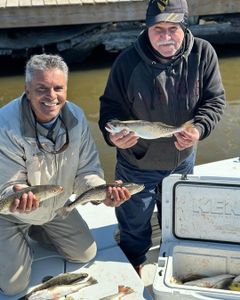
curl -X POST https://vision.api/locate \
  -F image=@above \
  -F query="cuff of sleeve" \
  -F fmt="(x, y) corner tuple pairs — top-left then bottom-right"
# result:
(194, 124), (204, 140)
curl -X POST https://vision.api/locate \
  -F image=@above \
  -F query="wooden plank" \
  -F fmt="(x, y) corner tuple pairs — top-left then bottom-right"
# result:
(44, 0), (57, 5)
(68, 0), (82, 3)
(1, 0), (240, 29)
(95, 0), (107, 3)
(6, 0), (19, 7)
(32, 0), (44, 5)
(0, 0), (6, 8)
(19, 0), (31, 6)
(57, 0), (69, 4)
(0, 3), (145, 28)
(81, 0), (95, 3)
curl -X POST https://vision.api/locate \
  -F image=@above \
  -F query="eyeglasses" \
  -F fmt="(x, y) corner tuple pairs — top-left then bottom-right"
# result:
(34, 114), (69, 154)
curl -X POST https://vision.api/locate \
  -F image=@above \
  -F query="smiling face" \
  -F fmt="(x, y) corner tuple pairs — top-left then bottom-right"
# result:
(148, 22), (185, 58)
(25, 68), (67, 123)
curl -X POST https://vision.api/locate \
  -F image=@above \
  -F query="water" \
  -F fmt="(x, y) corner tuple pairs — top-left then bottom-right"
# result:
(0, 47), (239, 181)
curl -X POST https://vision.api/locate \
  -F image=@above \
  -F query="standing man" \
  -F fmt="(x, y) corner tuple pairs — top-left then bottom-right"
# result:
(0, 54), (130, 296)
(99, 0), (226, 275)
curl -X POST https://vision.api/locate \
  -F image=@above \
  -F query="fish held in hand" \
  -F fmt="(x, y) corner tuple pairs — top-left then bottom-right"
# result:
(56, 182), (145, 218)
(105, 119), (193, 140)
(0, 184), (64, 214)
(18, 272), (93, 299)
(99, 285), (135, 299)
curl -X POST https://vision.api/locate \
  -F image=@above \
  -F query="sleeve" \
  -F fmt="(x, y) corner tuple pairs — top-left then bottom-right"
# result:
(0, 128), (29, 197)
(73, 113), (106, 196)
(194, 43), (226, 140)
(98, 49), (136, 146)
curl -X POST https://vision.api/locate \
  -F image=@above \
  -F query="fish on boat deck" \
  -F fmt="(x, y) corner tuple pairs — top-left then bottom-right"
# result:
(18, 272), (97, 300)
(105, 119), (193, 140)
(0, 184), (64, 214)
(56, 182), (145, 218)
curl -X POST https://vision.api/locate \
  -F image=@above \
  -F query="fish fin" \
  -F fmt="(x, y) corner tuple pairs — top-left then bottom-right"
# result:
(182, 120), (194, 130)
(105, 121), (116, 133)
(55, 207), (71, 218)
(87, 277), (98, 285)
(105, 126), (113, 133)
(118, 285), (134, 295)
(170, 276), (182, 285)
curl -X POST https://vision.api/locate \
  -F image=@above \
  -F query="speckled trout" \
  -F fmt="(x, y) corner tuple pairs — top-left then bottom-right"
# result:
(56, 182), (145, 218)
(184, 274), (234, 289)
(18, 272), (96, 300)
(105, 119), (193, 139)
(0, 184), (64, 214)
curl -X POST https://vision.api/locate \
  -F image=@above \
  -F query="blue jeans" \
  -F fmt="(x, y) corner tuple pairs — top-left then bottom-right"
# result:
(115, 151), (196, 266)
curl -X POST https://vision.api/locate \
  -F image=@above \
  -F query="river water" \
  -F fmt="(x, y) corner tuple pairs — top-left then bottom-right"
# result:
(0, 46), (239, 181)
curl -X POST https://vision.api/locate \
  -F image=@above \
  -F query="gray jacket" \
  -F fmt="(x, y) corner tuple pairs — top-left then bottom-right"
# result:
(0, 94), (105, 224)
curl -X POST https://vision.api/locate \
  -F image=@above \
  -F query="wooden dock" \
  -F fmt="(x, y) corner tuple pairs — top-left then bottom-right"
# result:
(0, 0), (240, 29)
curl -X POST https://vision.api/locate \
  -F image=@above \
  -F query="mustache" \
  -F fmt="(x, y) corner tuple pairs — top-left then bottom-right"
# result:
(156, 41), (175, 46)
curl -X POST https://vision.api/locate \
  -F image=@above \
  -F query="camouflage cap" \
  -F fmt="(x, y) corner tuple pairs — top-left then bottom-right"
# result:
(146, 0), (188, 27)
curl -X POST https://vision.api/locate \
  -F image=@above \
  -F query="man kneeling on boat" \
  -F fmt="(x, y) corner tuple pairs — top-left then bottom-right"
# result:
(0, 54), (131, 296)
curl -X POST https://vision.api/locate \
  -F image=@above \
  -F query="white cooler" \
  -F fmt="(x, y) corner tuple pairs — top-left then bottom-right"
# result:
(153, 174), (240, 300)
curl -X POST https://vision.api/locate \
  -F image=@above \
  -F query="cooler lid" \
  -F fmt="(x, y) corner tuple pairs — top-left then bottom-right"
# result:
(161, 174), (240, 246)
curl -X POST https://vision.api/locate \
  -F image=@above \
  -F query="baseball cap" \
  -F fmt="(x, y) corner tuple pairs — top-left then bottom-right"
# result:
(146, 0), (189, 27)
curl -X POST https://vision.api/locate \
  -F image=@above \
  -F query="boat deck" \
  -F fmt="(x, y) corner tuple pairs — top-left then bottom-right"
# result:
(0, 157), (239, 299)
(0, 197), (153, 300)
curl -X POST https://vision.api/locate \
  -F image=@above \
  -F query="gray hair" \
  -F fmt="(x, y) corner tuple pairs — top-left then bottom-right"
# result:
(25, 54), (68, 83)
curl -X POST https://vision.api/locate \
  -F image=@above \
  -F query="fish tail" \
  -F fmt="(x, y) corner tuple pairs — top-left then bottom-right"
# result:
(86, 277), (98, 286)
(182, 120), (194, 130)
(55, 207), (71, 218)
(118, 285), (134, 295)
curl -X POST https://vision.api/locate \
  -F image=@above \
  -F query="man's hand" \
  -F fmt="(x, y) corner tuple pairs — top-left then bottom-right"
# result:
(109, 130), (139, 149)
(174, 126), (200, 151)
(10, 184), (40, 213)
(103, 180), (131, 207)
